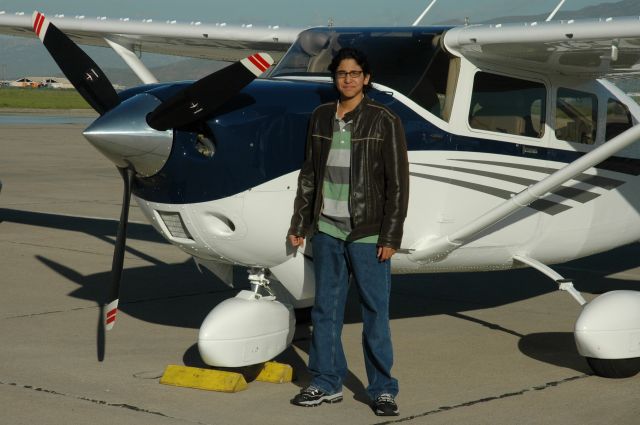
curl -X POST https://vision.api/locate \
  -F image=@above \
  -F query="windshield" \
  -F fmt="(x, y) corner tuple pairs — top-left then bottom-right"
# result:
(270, 27), (452, 118)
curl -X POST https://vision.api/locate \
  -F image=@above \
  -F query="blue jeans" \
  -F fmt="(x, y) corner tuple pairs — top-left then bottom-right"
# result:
(308, 232), (398, 399)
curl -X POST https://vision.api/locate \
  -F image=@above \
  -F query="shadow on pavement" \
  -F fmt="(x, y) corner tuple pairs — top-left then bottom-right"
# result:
(518, 332), (592, 374)
(5, 209), (639, 391)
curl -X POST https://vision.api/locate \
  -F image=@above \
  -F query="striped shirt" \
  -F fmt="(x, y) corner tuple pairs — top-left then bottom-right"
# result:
(318, 112), (378, 243)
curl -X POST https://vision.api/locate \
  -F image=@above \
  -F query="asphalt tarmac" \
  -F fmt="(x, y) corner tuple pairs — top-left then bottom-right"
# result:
(1, 119), (639, 425)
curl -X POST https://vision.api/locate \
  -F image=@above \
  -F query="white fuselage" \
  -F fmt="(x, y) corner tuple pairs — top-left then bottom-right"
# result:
(135, 56), (640, 301)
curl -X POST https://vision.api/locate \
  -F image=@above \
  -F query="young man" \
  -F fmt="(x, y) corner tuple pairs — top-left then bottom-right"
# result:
(287, 47), (409, 417)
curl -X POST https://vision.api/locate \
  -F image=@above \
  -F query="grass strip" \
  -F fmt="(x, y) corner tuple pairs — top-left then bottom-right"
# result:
(0, 87), (90, 109)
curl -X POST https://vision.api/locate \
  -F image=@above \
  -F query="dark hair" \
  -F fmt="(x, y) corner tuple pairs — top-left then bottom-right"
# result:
(328, 47), (373, 91)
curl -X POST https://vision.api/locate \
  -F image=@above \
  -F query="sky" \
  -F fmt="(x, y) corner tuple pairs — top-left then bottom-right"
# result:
(0, 0), (608, 27)
(0, 0), (613, 80)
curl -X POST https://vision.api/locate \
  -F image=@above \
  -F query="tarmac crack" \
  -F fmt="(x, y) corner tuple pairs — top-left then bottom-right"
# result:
(372, 374), (591, 425)
(0, 379), (212, 424)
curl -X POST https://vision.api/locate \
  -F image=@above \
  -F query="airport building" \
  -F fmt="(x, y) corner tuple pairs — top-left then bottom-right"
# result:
(3, 76), (74, 89)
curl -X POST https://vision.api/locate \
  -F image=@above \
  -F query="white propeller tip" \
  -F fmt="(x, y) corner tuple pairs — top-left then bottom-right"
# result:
(104, 299), (119, 330)
(241, 53), (275, 77)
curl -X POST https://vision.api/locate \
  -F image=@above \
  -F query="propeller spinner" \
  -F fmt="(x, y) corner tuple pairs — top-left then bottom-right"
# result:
(31, 11), (273, 336)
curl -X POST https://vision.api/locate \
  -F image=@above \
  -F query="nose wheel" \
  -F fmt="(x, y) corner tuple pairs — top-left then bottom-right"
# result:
(197, 267), (295, 367)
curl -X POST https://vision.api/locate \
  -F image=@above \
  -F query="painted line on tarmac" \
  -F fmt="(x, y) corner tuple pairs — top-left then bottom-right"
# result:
(372, 374), (590, 425)
(0, 379), (211, 424)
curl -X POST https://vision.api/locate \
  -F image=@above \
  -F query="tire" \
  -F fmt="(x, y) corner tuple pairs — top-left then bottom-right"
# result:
(586, 357), (640, 378)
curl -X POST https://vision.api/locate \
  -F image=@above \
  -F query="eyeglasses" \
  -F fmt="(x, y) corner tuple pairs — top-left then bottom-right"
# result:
(335, 70), (364, 79)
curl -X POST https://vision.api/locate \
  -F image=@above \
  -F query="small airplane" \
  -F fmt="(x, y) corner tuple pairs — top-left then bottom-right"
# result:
(1, 5), (640, 379)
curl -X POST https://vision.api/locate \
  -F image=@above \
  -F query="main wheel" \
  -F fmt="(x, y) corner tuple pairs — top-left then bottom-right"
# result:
(586, 357), (640, 378)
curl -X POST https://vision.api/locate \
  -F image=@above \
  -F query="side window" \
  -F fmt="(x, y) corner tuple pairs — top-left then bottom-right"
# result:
(469, 72), (545, 138)
(606, 98), (633, 141)
(555, 88), (597, 144)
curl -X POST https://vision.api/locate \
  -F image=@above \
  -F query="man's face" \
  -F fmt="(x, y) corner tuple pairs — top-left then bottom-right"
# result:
(335, 58), (370, 100)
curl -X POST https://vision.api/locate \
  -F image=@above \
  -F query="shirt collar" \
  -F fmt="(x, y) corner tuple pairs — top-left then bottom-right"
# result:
(336, 95), (368, 122)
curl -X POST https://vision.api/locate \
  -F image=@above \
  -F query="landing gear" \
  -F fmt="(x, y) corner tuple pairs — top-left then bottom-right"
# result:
(514, 255), (640, 378)
(574, 290), (640, 378)
(197, 267), (295, 367)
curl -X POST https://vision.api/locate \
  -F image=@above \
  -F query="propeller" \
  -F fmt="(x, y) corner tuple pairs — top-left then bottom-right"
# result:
(32, 11), (129, 332)
(32, 11), (120, 115)
(146, 52), (273, 130)
(105, 167), (134, 330)
(31, 11), (274, 335)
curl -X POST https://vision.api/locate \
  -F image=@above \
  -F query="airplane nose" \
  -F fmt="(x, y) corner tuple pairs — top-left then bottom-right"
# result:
(83, 93), (173, 177)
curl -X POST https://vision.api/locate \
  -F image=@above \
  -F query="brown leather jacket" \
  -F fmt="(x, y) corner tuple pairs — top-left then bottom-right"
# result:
(288, 96), (409, 249)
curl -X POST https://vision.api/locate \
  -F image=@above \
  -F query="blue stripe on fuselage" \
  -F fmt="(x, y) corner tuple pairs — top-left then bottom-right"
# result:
(131, 79), (640, 204)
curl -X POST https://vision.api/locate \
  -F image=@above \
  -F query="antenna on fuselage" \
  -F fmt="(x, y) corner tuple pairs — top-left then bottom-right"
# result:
(546, 0), (567, 21)
(412, 0), (438, 26)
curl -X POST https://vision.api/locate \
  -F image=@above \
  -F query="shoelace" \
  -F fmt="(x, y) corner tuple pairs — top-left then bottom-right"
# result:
(377, 394), (395, 403)
(304, 386), (322, 395)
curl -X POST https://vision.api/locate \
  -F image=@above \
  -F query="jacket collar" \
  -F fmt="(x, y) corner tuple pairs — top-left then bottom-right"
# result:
(337, 95), (370, 123)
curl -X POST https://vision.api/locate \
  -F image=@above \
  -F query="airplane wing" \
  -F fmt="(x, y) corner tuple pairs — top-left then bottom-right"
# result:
(0, 13), (302, 62)
(443, 16), (640, 77)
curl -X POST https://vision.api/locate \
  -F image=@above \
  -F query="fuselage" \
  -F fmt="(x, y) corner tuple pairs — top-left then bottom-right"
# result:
(109, 26), (640, 278)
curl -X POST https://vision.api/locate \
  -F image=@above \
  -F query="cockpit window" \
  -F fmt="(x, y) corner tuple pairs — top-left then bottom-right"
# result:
(469, 72), (546, 138)
(271, 27), (452, 119)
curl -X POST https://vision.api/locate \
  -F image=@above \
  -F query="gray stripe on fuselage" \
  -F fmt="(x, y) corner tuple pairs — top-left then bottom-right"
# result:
(447, 159), (625, 189)
(409, 171), (571, 215)
(412, 163), (599, 203)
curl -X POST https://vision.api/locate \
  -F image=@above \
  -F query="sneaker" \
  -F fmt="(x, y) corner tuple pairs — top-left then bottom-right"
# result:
(373, 393), (399, 416)
(290, 385), (343, 407)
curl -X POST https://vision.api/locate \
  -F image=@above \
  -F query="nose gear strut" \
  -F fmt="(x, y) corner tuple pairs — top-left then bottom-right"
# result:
(247, 267), (275, 298)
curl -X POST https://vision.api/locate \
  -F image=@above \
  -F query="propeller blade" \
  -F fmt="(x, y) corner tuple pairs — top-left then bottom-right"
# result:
(32, 11), (120, 115)
(97, 303), (105, 361)
(104, 167), (134, 331)
(146, 53), (274, 130)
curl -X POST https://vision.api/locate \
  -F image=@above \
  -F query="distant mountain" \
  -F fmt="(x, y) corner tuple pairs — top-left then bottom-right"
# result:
(0, 0), (638, 87)
(426, 1), (640, 25)
(478, 0), (640, 24)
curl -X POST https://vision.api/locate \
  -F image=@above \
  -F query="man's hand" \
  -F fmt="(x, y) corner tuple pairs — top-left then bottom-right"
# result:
(377, 246), (396, 262)
(289, 234), (305, 249)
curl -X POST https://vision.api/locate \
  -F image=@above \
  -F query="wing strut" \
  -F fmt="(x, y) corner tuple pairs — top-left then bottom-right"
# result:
(408, 124), (640, 263)
(412, 0), (438, 26)
(104, 38), (158, 84)
(546, 0), (567, 21)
